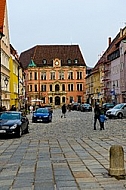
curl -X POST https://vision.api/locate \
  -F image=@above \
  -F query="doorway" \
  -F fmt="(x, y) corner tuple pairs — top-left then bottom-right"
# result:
(55, 96), (60, 105)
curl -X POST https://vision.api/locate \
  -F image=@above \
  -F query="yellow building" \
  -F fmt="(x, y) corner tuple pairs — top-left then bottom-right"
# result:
(9, 45), (20, 110)
(86, 64), (104, 107)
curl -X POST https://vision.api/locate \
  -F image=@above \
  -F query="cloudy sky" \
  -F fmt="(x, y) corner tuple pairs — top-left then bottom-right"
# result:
(7, 0), (125, 67)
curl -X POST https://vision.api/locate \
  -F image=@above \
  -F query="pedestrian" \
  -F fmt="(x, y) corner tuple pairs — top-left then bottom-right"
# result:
(100, 109), (107, 130)
(10, 105), (16, 111)
(94, 103), (101, 130)
(29, 105), (33, 113)
(61, 104), (67, 118)
(67, 103), (71, 112)
(2, 106), (6, 111)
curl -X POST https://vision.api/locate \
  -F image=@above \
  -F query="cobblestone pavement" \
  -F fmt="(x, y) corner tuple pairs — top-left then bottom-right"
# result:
(0, 109), (126, 189)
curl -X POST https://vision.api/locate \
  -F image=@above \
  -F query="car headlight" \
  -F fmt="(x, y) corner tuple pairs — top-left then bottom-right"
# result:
(10, 124), (18, 129)
(33, 115), (37, 117)
(111, 110), (116, 114)
(43, 115), (48, 118)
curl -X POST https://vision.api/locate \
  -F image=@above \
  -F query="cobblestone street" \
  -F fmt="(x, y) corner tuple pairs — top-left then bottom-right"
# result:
(0, 109), (126, 190)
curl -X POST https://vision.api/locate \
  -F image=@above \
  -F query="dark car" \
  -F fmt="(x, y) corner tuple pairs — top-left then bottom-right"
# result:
(42, 105), (53, 113)
(102, 103), (115, 114)
(32, 108), (52, 123)
(80, 103), (92, 112)
(71, 102), (80, 111)
(0, 111), (29, 138)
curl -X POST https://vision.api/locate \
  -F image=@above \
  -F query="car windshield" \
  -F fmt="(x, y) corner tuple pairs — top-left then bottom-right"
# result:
(36, 108), (48, 113)
(83, 104), (90, 107)
(103, 103), (113, 107)
(0, 112), (20, 120)
(113, 104), (124, 109)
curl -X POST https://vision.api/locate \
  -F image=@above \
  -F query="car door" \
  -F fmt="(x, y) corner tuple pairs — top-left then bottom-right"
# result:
(21, 113), (27, 131)
(123, 105), (126, 117)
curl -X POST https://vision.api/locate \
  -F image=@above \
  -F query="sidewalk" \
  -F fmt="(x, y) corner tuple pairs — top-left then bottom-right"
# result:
(0, 110), (126, 189)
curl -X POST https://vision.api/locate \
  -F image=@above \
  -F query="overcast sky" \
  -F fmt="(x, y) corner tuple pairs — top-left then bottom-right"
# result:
(7, 0), (125, 67)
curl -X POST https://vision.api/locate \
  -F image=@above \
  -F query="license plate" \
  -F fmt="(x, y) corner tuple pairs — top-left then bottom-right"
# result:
(0, 130), (6, 133)
(37, 119), (42, 121)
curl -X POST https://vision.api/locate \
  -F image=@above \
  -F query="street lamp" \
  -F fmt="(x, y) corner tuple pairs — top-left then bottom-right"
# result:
(0, 31), (5, 108)
(4, 77), (9, 88)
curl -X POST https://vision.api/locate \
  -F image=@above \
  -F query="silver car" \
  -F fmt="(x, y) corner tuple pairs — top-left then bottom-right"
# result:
(106, 103), (126, 119)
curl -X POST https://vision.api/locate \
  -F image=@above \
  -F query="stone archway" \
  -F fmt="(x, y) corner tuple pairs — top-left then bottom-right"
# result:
(55, 96), (60, 105)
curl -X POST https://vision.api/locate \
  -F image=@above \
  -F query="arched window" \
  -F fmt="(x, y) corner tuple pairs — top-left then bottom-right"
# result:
(62, 84), (65, 91)
(55, 84), (60, 91)
(62, 97), (65, 103)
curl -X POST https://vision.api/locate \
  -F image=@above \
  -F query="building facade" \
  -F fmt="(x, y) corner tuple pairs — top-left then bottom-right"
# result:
(86, 26), (126, 106)
(0, 0), (10, 110)
(19, 45), (86, 108)
(9, 45), (24, 110)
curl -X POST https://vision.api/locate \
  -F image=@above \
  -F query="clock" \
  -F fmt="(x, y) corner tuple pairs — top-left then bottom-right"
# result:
(55, 61), (59, 65)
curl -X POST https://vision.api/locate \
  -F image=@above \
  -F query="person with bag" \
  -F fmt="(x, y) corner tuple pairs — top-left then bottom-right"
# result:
(61, 104), (67, 118)
(94, 103), (101, 130)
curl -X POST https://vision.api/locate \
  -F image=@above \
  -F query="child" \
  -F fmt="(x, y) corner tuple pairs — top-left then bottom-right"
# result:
(100, 109), (107, 130)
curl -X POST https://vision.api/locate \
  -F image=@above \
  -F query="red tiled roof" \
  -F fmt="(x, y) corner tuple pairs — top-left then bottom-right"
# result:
(19, 45), (86, 69)
(93, 30), (122, 72)
(0, 0), (6, 33)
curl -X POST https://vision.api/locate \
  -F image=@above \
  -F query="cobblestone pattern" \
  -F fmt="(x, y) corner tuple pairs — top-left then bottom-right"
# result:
(0, 109), (126, 189)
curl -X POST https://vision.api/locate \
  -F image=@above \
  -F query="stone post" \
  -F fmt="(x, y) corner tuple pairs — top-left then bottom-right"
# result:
(109, 145), (125, 176)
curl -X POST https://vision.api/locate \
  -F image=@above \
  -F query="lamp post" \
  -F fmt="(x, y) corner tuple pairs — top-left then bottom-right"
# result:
(4, 77), (9, 89)
(4, 77), (9, 109)
(0, 31), (5, 108)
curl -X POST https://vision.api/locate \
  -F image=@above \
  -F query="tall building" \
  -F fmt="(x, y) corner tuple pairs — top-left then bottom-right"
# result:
(19, 45), (86, 107)
(0, 0), (10, 109)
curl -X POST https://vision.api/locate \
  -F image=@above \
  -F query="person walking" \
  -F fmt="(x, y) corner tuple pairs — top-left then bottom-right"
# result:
(29, 105), (33, 113)
(94, 103), (101, 130)
(10, 105), (16, 111)
(99, 109), (107, 130)
(61, 104), (67, 118)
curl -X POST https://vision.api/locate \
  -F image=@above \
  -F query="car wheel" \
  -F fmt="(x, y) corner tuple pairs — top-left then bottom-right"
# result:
(117, 113), (123, 119)
(16, 127), (22, 138)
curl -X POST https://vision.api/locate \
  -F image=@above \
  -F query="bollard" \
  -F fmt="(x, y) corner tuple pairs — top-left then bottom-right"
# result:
(109, 145), (125, 177)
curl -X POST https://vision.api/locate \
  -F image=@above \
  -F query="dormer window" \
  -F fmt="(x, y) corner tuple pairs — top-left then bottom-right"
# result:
(74, 59), (78, 64)
(42, 59), (47, 64)
(67, 59), (71, 64)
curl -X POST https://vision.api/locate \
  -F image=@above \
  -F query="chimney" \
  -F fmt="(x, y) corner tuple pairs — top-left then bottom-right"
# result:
(108, 37), (111, 46)
(120, 28), (123, 37)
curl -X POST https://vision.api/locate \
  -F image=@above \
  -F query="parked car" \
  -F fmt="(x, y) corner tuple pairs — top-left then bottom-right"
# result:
(102, 103), (115, 114)
(71, 102), (80, 111)
(32, 108), (52, 123)
(0, 111), (29, 138)
(42, 105), (53, 113)
(106, 103), (126, 119)
(80, 103), (92, 112)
